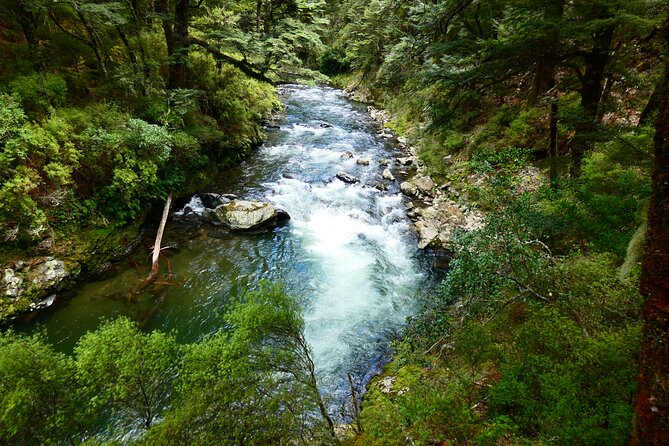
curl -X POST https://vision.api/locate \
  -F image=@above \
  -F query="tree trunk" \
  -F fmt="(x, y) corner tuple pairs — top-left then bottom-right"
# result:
(549, 93), (559, 188)
(639, 80), (662, 127)
(169, 0), (190, 89)
(147, 192), (173, 282)
(630, 19), (669, 444)
(528, 0), (564, 105)
(17, 13), (45, 72)
(570, 24), (615, 178)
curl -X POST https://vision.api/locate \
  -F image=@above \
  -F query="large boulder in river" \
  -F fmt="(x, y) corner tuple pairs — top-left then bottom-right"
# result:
(214, 200), (284, 229)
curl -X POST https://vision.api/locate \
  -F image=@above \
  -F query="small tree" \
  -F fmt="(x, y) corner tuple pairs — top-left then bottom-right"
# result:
(145, 283), (338, 445)
(0, 331), (85, 445)
(74, 318), (179, 431)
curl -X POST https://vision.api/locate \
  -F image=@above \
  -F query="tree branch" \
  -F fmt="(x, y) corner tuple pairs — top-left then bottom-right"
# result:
(186, 37), (274, 84)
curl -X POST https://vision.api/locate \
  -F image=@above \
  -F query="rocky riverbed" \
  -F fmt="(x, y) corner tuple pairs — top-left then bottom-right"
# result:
(364, 104), (484, 250)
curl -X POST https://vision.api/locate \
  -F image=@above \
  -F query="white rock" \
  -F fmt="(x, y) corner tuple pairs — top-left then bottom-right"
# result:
(382, 169), (395, 181)
(214, 201), (279, 229)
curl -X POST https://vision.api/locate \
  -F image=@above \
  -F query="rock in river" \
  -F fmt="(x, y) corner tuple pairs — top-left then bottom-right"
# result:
(214, 200), (286, 230)
(336, 172), (359, 184)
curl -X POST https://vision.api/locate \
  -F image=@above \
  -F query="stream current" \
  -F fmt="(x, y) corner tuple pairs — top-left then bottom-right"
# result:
(21, 85), (435, 414)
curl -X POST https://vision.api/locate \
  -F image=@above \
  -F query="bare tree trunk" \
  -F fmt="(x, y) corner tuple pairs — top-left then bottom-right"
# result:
(630, 16), (669, 444)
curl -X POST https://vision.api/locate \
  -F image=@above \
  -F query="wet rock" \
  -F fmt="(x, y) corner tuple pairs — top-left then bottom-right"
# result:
(221, 194), (238, 201)
(432, 255), (451, 270)
(214, 201), (282, 230)
(198, 193), (230, 209)
(356, 158), (370, 166)
(266, 124), (281, 129)
(3, 269), (23, 298)
(336, 172), (359, 184)
(37, 238), (54, 252)
(414, 176), (435, 197)
(382, 169), (395, 181)
(400, 181), (419, 198)
(396, 157), (413, 166)
(375, 183), (389, 191)
(378, 158), (389, 166)
(30, 294), (56, 310)
(341, 151), (354, 159)
(319, 122), (333, 128)
(276, 208), (291, 222)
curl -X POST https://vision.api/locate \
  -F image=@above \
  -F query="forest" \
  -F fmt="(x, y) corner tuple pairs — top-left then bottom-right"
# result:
(1, 0), (668, 444)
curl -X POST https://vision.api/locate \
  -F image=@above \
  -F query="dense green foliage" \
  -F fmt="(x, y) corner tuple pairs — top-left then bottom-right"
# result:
(0, 285), (336, 444)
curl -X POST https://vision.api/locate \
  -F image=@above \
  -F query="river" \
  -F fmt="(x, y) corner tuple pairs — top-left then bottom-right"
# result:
(19, 84), (435, 415)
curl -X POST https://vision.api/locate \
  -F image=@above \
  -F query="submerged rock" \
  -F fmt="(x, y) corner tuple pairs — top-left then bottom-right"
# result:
(214, 200), (284, 230)
(336, 172), (359, 184)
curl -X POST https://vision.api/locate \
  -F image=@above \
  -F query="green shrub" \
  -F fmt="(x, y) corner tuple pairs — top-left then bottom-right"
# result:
(0, 331), (83, 444)
(9, 73), (68, 118)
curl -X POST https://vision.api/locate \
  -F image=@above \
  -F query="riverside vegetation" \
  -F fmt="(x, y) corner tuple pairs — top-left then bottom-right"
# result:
(1, 0), (669, 445)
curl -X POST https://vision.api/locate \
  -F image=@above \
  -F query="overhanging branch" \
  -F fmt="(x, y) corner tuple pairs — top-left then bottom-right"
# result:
(186, 37), (274, 84)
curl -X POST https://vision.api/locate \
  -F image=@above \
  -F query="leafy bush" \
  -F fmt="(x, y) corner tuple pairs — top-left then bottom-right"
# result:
(0, 331), (83, 444)
(75, 318), (179, 431)
(8, 73), (68, 118)
(470, 146), (532, 174)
